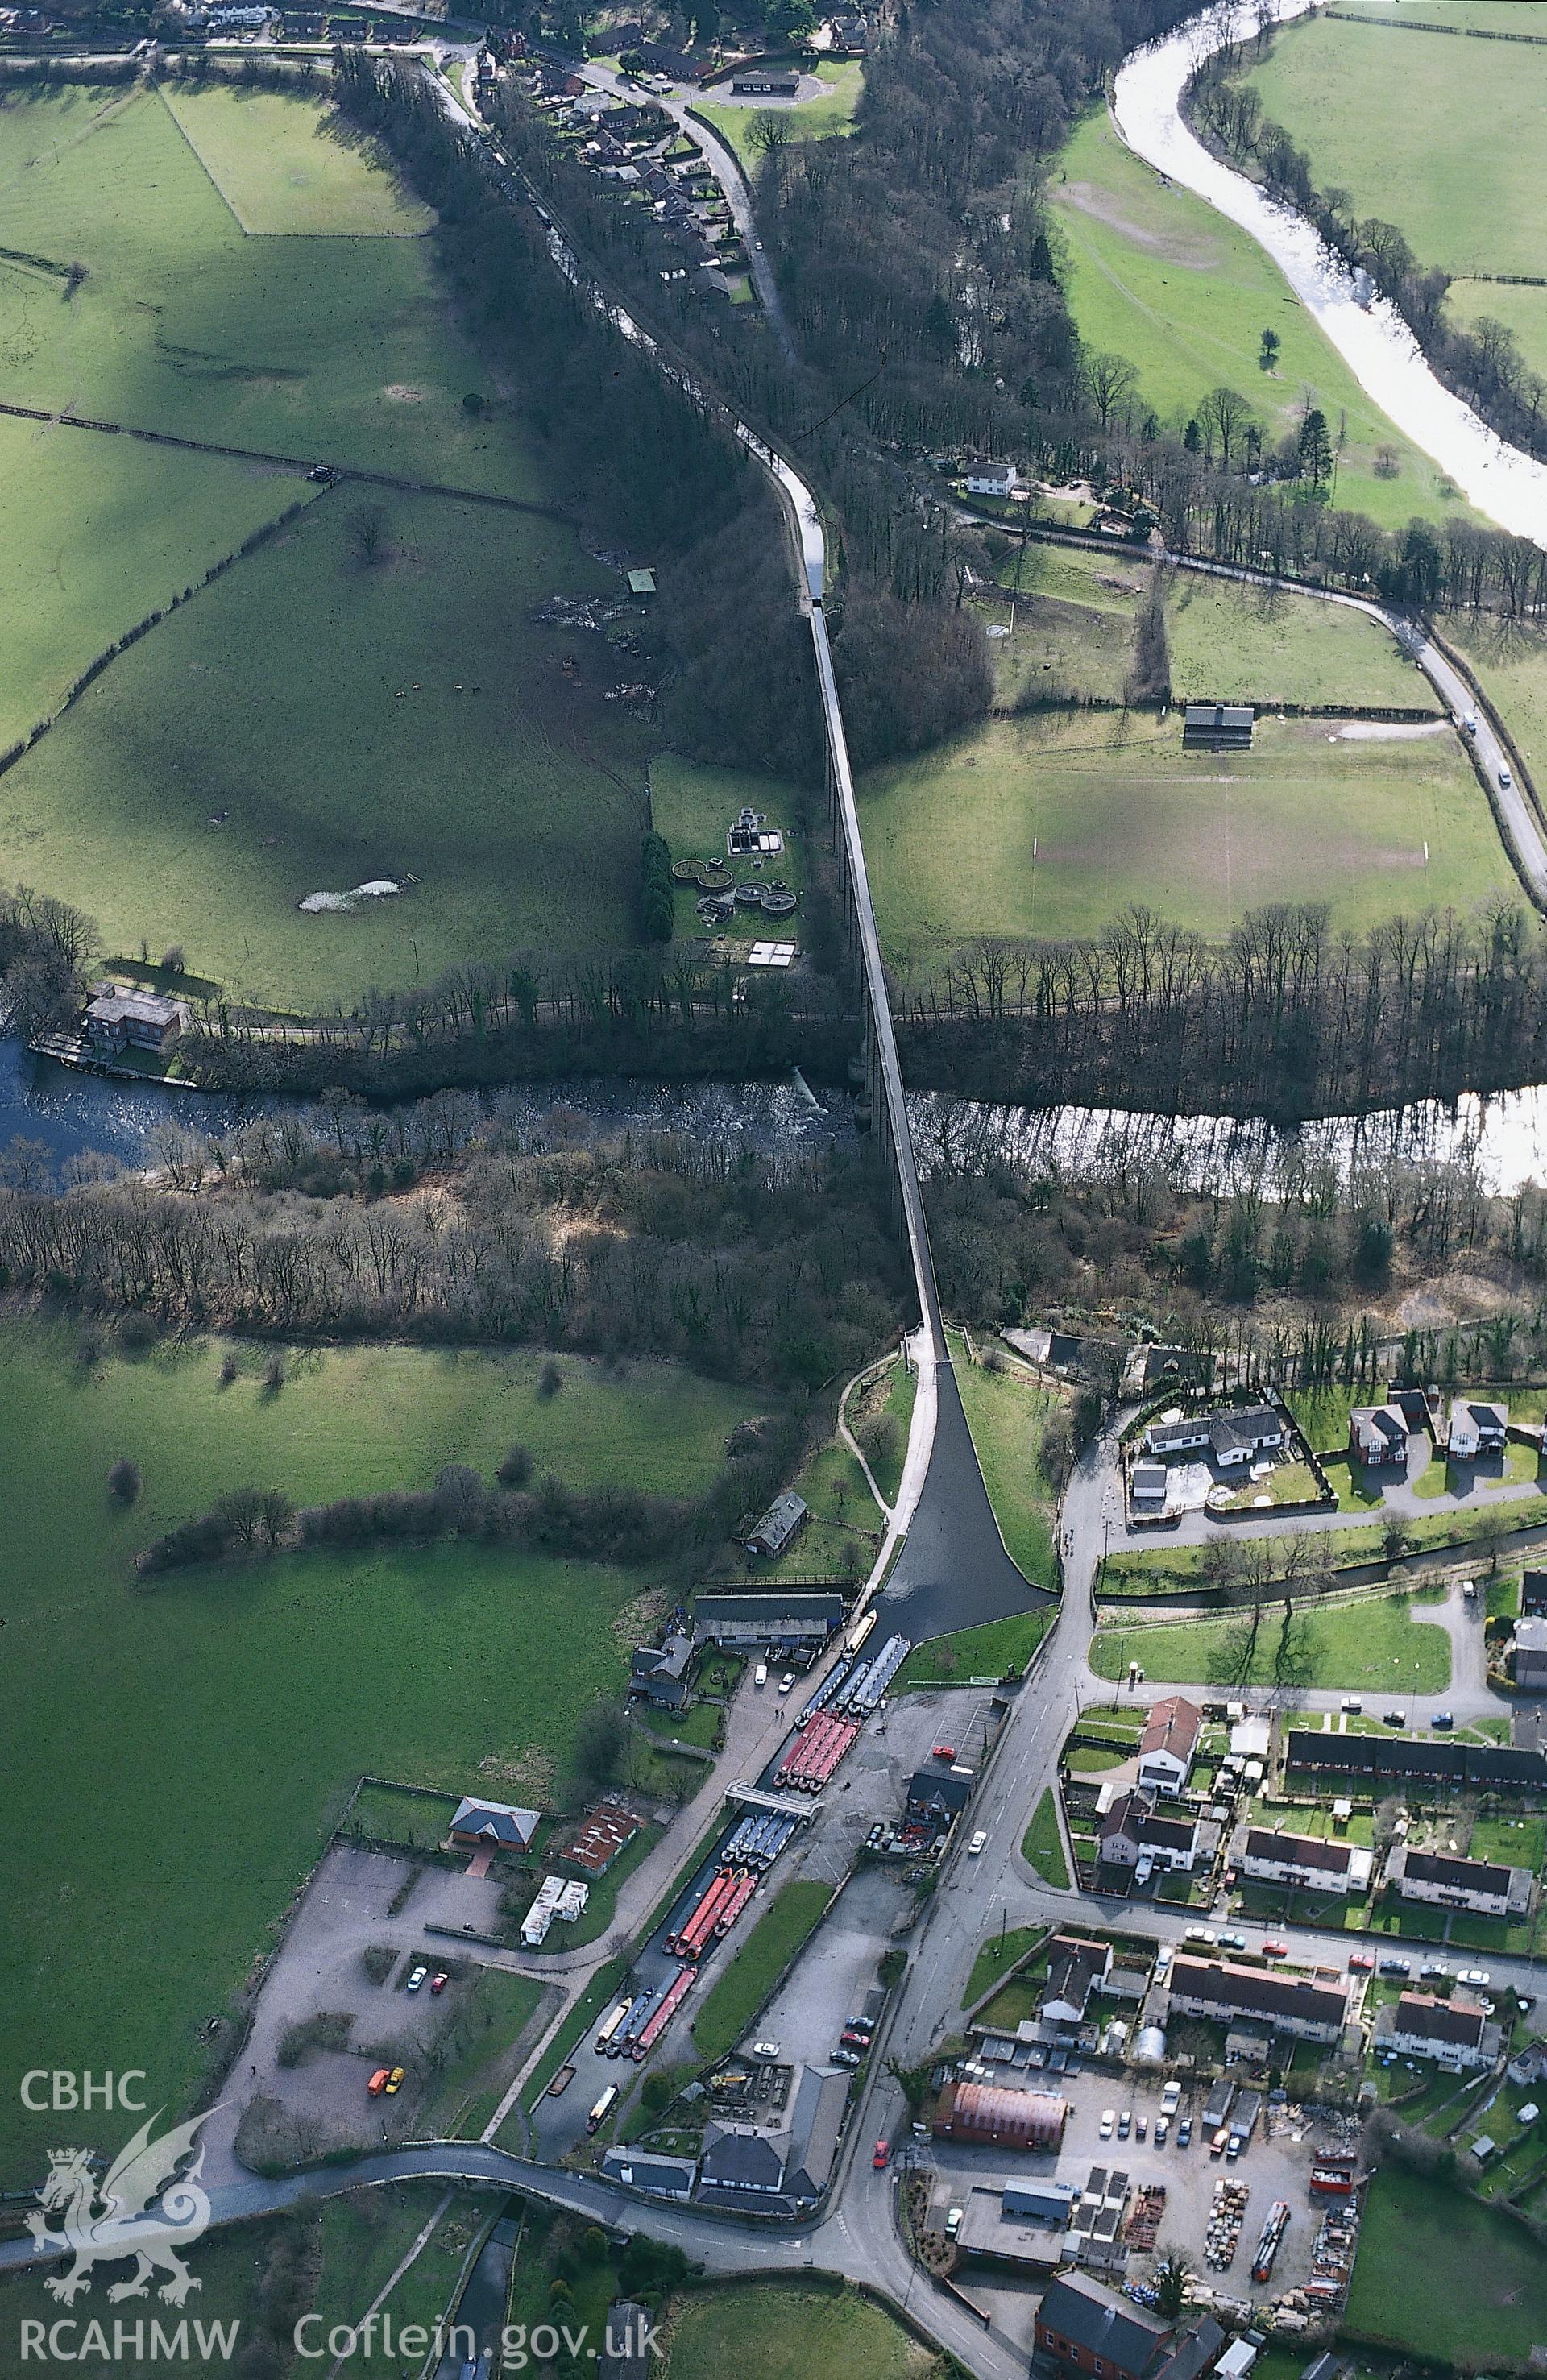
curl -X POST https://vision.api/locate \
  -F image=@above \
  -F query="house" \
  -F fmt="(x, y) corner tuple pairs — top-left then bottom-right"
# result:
(1130, 1460), (1168, 1503)
(1097, 1790), (1200, 1875)
(1166, 1955), (1350, 2045)
(829, 14), (869, 49)
(448, 1796), (541, 1851)
(1143, 1407), (1283, 1470)
(782, 2063), (850, 2205)
(1385, 1843), (1533, 1920)
(932, 2081), (1068, 2150)
(731, 72), (799, 95)
(1349, 1404), (1408, 1466)
(1448, 1398), (1509, 1459)
(1036, 2271), (1226, 2380)
(743, 1491), (808, 1558)
(1238, 1825), (1372, 1897)
(1284, 1728), (1547, 1792)
(697, 2122), (785, 2194)
(83, 985), (190, 1057)
(1181, 703), (1254, 751)
(598, 2300), (653, 2380)
(964, 460), (1015, 499)
(1375, 1990), (1491, 2071)
(691, 1590), (845, 1649)
(906, 1767), (975, 1825)
(629, 1627), (695, 1710)
(1137, 1695), (1201, 1795)
(1514, 1614), (1547, 1690)
(1039, 1935), (1114, 2028)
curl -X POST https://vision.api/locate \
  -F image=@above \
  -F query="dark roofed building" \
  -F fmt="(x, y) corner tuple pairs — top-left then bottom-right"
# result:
(1167, 1955), (1349, 2044)
(1040, 1934), (1113, 2028)
(699, 2122), (785, 2193)
(1387, 1843), (1532, 1919)
(599, 2146), (699, 2199)
(1522, 1569), (1547, 1618)
(731, 71), (799, 94)
(742, 1491), (808, 1558)
(907, 1766), (974, 1823)
(1378, 1990), (1491, 2069)
(1182, 703), (1254, 750)
(1350, 1404), (1408, 1466)
(691, 1589), (844, 1648)
(1097, 1790), (1200, 1873)
(448, 1795), (541, 1850)
(629, 1627), (695, 1710)
(1035, 2270), (1226, 2380)
(782, 2064), (850, 2204)
(1238, 1825), (1371, 1896)
(1285, 1728), (1547, 1791)
(1138, 1694), (1202, 1793)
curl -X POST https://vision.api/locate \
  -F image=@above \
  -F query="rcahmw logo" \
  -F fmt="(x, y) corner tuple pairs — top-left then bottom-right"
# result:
(19, 2100), (236, 2362)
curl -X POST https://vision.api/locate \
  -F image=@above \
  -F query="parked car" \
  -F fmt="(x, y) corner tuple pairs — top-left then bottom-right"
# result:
(873, 2138), (891, 2170)
(779, 1672), (796, 1696)
(751, 2040), (782, 2059)
(1430, 1711), (1454, 1731)
(840, 2029), (871, 2050)
(1155, 2117), (1169, 2146)
(1100, 2109), (1116, 2139)
(1347, 1951), (1375, 1971)
(367, 2067), (392, 2097)
(968, 1830), (988, 1856)
(1184, 1926), (1218, 1947)
(1209, 2127), (1230, 2158)
(1219, 1931), (1246, 1951)
(383, 2067), (405, 2096)
(833, 2047), (862, 2068)
(1118, 2110), (1133, 2139)
(1459, 1967), (1492, 1988)
(753, 1664), (768, 1688)
(1134, 2114), (1147, 2141)
(1263, 1939), (1288, 1958)
(1177, 2118), (1192, 2146)
(1500, 765), (1514, 789)
(1379, 1957), (1412, 1976)
(1340, 1697), (1363, 1714)
(1154, 1943), (1175, 1973)
(429, 1971), (449, 1996)
(931, 1744), (957, 1762)
(1383, 1709), (1405, 1727)
(406, 1965), (429, 1992)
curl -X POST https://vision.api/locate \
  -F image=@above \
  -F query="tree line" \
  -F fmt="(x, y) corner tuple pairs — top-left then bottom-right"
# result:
(894, 898), (1547, 1121)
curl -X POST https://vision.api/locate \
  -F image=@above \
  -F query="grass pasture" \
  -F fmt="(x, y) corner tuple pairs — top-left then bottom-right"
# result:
(1242, 7), (1547, 281)
(0, 1315), (761, 2189)
(0, 492), (649, 1007)
(1049, 106), (1472, 531)
(859, 710), (1511, 963)
(160, 82), (434, 237)
(1089, 1590), (1452, 1692)
(1446, 276), (1547, 388)
(1346, 2166), (1547, 2365)
(666, 2279), (934, 2380)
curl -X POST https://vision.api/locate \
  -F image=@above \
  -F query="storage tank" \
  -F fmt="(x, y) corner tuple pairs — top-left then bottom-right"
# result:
(931, 2081), (1068, 2151)
(1134, 2023), (1168, 2067)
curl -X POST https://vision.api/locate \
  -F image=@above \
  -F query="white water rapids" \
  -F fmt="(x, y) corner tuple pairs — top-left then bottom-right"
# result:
(1111, 0), (1547, 548)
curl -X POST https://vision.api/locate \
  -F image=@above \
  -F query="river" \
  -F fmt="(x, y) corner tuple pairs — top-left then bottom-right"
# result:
(1111, 0), (1547, 548)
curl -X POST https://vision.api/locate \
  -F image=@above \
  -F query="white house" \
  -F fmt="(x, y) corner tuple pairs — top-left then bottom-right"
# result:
(1377, 1991), (1491, 2071)
(1137, 1695), (1201, 1796)
(1143, 1406), (1284, 1470)
(1238, 1825), (1371, 1897)
(1386, 1844), (1533, 1920)
(1097, 1790), (1199, 1876)
(1447, 1398), (1508, 1459)
(963, 461), (1014, 499)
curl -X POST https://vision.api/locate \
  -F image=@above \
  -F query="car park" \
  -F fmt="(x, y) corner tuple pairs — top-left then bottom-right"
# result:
(1100, 2108), (1115, 2139)
(968, 1830), (988, 1855)
(406, 1965), (429, 1992)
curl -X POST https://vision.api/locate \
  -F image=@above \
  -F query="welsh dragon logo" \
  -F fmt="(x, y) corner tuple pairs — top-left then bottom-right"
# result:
(26, 2108), (218, 2306)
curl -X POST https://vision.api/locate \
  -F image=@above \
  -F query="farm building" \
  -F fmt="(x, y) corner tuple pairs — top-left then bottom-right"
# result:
(1446, 1397), (1508, 1457)
(83, 985), (190, 1056)
(448, 1796), (541, 1851)
(1514, 1615), (1547, 1690)
(1137, 1694), (1201, 1795)
(1036, 2272), (1226, 2380)
(1385, 1843), (1533, 1919)
(1182, 702), (1254, 751)
(933, 2080), (1068, 2150)
(1238, 1825), (1371, 1896)
(742, 1491), (808, 1558)
(1166, 1955), (1350, 2045)
(1349, 1404), (1408, 1466)
(1375, 1991), (1491, 2071)
(691, 1590), (845, 1649)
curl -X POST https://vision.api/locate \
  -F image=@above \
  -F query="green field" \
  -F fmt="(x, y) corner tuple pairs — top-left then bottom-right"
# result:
(1446, 276), (1547, 387)
(161, 82), (435, 238)
(1022, 1789), (1070, 1888)
(1089, 1590), (1451, 1691)
(859, 710), (1510, 962)
(955, 1345), (1061, 1585)
(894, 1606), (1054, 1689)
(649, 753), (808, 945)
(1346, 2166), (1547, 2363)
(0, 1315), (762, 2187)
(0, 412), (318, 754)
(0, 83), (538, 491)
(1445, 612), (1547, 784)
(689, 1879), (832, 2063)
(987, 543), (1439, 712)
(1049, 106), (1473, 531)
(666, 2279), (934, 2380)
(0, 492), (649, 1006)
(696, 60), (865, 165)
(1242, 8), (1547, 280)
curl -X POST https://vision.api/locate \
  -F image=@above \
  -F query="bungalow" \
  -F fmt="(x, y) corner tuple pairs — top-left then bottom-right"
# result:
(1143, 1407), (1284, 1470)
(1447, 1398), (1509, 1459)
(84, 985), (190, 1057)
(1349, 1404), (1408, 1467)
(1167, 1955), (1350, 2045)
(963, 460), (1015, 499)
(1137, 1695), (1201, 1796)
(1385, 1843), (1533, 1920)
(1514, 1614), (1547, 1691)
(1098, 1790), (1200, 1876)
(743, 1491), (807, 1558)
(1376, 1991), (1491, 2071)
(731, 72), (799, 95)
(1238, 1825), (1372, 1897)
(449, 1796), (541, 1851)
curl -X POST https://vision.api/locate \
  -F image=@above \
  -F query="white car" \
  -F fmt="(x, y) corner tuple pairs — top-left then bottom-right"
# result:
(1459, 1967), (1492, 1988)
(753, 1663), (768, 1688)
(1184, 1926), (1217, 1947)
(1499, 766), (1513, 789)
(778, 1672), (796, 1696)
(1100, 2108), (1115, 2140)
(406, 1964), (429, 1992)
(1155, 1943), (1175, 1973)
(968, 1830), (988, 1856)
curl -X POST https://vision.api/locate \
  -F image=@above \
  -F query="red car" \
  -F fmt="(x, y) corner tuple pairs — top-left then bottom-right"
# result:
(931, 1744), (956, 1763)
(1348, 1951), (1375, 1972)
(873, 2137), (891, 2169)
(429, 1971), (450, 1996)
(1262, 1939), (1288, 1958)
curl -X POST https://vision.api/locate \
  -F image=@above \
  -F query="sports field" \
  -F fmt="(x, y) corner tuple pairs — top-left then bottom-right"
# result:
(1049, 108), (1471, 532)
(1242, 5), (1547, 280)
(858, 710), (1512, 961)
(0, 82), (538, 492)
(0, 491), (648, 1007)
(985, 544), (1440, 711)
(0, 1316), (761, 2188)
(0, 408), (313, 753)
